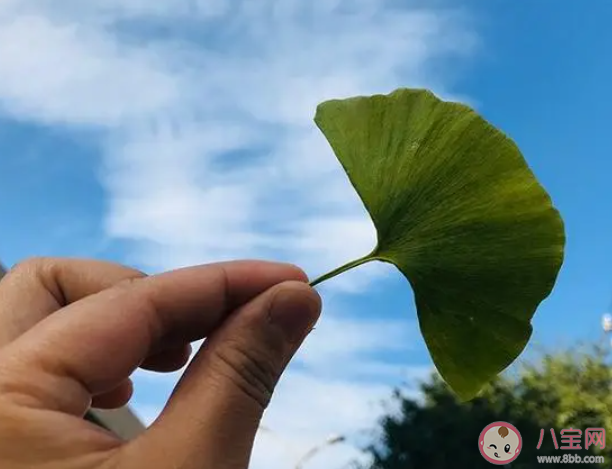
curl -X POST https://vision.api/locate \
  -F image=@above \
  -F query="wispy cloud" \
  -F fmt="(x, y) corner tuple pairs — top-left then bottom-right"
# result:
(0, 1), (475, 467)
(0, 0), (476, 281)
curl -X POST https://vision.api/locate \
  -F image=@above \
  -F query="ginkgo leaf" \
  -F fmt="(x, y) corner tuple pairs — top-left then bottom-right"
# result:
(310, 88), (565, 400)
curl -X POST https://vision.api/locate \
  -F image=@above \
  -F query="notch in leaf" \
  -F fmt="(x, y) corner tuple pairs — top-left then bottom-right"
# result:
(310, 88), (565, 400)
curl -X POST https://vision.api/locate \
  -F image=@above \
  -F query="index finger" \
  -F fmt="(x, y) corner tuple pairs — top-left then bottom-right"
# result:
(0, 257), (146, 347)
(0, 260), (308, 415)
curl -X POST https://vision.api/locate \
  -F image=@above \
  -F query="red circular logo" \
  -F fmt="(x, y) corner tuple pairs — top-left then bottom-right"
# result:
(479, 421), (522, 465)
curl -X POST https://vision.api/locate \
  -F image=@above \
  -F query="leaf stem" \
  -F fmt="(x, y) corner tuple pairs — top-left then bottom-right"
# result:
(309, 253), (377, 287)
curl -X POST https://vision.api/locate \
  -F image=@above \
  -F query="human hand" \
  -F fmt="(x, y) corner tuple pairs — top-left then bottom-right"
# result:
(0, 257), (321, 468)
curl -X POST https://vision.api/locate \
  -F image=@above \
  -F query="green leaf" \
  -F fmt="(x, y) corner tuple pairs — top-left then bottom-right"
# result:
(311, 88), (565, 400)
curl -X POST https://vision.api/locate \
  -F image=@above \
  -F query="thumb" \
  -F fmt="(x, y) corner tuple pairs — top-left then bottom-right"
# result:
(133, 280), (321, 469)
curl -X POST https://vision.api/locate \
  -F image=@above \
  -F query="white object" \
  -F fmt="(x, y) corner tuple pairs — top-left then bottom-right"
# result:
(602, 314), (612, 333)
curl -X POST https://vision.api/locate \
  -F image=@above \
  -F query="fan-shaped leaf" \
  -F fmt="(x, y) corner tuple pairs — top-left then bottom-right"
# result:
(312, 88), (565, 400)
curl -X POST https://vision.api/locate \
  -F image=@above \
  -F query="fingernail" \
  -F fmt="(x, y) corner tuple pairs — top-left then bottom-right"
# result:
(269, 287), (321, 344)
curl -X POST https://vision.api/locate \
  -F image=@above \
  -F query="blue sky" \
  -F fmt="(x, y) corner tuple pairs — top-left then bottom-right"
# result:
(0, 2), (610, 468)
(460, 1), (612, 347)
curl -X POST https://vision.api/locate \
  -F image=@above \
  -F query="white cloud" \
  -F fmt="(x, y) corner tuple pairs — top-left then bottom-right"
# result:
(0, 0), (476, 280)
(298, 316), (414, 375)
(0, 13), (183, 126)
(252, 371), (391, 469)
(0, 1), (474, 467)
(3, 0), (232, 22)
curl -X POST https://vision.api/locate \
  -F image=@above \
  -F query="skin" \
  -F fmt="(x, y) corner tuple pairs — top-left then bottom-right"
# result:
(0, 257), (322, 469)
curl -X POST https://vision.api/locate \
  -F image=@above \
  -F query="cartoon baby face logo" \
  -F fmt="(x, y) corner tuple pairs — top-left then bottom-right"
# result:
(478, 421), (522, 465)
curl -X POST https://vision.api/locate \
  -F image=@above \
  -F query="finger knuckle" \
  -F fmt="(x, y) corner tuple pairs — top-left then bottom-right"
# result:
(7, 257), (51, 278)
(212, 341), (279, 410)
(113, 275), (146, 291)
